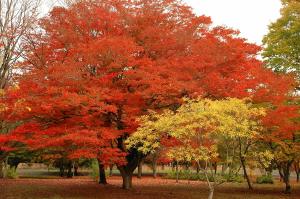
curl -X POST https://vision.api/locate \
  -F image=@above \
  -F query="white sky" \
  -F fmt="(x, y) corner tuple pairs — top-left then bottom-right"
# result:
(184, 0), (282, 44)
(42, 0), (283, 45)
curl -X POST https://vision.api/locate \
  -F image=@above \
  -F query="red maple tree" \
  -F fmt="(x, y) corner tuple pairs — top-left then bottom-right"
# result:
(261, 103), (300, 193)
(7, 0), (295, 188)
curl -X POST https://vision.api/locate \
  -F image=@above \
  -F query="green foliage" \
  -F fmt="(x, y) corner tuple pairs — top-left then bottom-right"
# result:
(263, 0), (300, 75)
(89, 160), (99, 181)
(5, 167), (18, 179)
(256, 174), (274, 184)
(164, 170), (213, 181)
(163, 170), (244, 183)
(223, 173), (244, 183)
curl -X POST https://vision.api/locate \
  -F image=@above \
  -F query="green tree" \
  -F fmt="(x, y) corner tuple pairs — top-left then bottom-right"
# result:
(262, 0), (300, 78)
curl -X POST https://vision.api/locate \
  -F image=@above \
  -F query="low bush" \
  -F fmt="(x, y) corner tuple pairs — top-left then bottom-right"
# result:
(5, 167), (18, 179)
(256, 174), (274, 184)
(89, 160), (99, 181)
(223, 173), (244, 183)
(163, 170), (244, 183)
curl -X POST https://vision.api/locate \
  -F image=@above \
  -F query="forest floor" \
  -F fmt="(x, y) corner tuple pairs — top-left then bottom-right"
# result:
(1, 176), (300, 199)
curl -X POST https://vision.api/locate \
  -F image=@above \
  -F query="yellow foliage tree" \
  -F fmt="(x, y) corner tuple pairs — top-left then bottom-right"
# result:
(127, 98), (266, 199)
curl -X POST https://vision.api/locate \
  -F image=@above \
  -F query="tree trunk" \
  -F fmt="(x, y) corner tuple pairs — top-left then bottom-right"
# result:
(137, 160), (143, 179)
(0, 160), (4, 178)
(185, 163), (189, 170)
(240, 157), (253, 190)
(74, 163), (78, 176)
(109, 165), (113, 176)
(278, 168), (283, 182)
(98, 161), (107, 184)
(213, 162), (217, 174)
(176, 161), (179, 183)
(116, 125), (143, 189)
(118, 166), (134, 189)
(122, 173), (132, 189)
(208, 187), (214, 199)
(294, 162), (299, 183)
(221, 164), (226, 175)
(152, 160), (157, 178)
(59, 162), (64, 177)
(67, 162), (72, 178)
(172, 162), (175, 171)
(284, 179), (291, 194)
(117, 154), (140, 189)
(283, 161), (292, 194)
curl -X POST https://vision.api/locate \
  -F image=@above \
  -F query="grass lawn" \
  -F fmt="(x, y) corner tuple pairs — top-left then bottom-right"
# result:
(1, 176), (300, 199)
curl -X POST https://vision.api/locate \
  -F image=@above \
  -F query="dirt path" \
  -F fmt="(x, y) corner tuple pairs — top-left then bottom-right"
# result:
(1, 176), (299, 199)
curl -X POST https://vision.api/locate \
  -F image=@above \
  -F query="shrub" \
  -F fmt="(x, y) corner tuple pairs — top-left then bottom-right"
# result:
(89, 160), (99, 181)
(256, 174), (274, 184)
(223, 173), (244, 183)
(5, 167), (18, 179)
(163, 170), (244, 183)
(164, 170), (205, 181)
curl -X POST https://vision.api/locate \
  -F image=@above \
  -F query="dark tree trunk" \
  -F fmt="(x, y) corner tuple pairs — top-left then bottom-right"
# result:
(0, 156), (4, 178)
(67, 162), (72, 178)
(185, 163), (189, 170)
(59, 160), (64, 177)
(278, 167), (284, 182)
(283, 161), (293, 194)
(115, 108), (143, 189)
(7, 157), (20, 170)
(240, 157), (253, 190)
(176, 161), (179, 183)
(74, 163), (79, 176)
(109, 165), (113, 176)
(213, 162), (217, 174)
(137, 159), (143, 179)
(116, 141), (141, 189)
(98, 160), (107, 184)
(121, 172), (132, 189)
(196, 164), (200, 174)
(118, 165), (136, 189)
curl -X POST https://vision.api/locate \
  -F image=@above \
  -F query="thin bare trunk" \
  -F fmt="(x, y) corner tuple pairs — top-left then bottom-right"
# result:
(0, 0), (40, 88)
(0, 160), (3, 178)
(175, 161), (179, 183)
(152, 160), (157, 178)
(208, 188), (214, 199)
(238, 139), (252, 190)
(109, 165), (113, 176)
(241, 157), (253, 190)
(137, 160), (143, 179)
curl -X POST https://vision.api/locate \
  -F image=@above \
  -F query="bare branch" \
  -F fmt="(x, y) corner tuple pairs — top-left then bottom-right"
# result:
(0, 0), (41, 88)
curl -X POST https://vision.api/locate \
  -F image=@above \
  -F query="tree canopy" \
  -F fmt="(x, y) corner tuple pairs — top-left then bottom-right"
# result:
(263, 0), (300, 77)
(0, 0), (298, 193)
